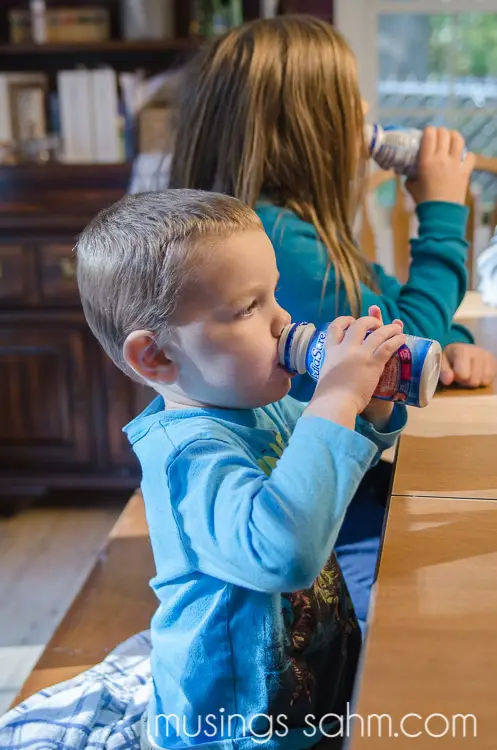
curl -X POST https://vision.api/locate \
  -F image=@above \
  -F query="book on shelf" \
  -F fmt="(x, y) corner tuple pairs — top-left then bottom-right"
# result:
(90, 69), (122, 163)
(0, 64), (180, 165)
(58, 68), (123, 164)
(121, 0), (174, 40)
(58, 69), (94, 162)
(0, 76), (12, 143)
(9, 6), (110, 45)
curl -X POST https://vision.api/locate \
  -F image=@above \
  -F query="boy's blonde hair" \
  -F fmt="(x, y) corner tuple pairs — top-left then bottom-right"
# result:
(76, 190), (262, 380)
(170, 15), (373, 315)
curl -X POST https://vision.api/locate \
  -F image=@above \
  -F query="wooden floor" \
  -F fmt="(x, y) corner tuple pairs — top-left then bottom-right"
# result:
(0, 496), (124, 716)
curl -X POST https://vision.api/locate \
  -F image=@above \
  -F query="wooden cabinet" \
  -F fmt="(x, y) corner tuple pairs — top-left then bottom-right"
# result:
(39, 243), (79, 303)
(0, 245), (30, 303)
(0, 313), (94, 470)
(0, 164), (154, 503)
(103, 357), (153, 469)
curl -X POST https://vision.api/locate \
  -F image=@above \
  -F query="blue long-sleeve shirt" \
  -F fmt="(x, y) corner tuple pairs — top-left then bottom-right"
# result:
(256, 201), (473, 400)
(124, 396), (406, 750)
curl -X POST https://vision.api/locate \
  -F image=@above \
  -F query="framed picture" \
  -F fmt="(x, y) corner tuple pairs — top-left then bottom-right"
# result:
(9, 83), (47, 142)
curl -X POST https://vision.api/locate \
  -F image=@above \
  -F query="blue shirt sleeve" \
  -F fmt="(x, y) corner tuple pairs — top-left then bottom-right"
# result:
(166, 417), (378, 595)
(355, 403), (407, 464)
(165, 405), (406, 595)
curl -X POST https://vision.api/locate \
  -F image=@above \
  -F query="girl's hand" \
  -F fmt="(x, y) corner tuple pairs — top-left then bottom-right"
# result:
(304, 308), (405, 429)
(440, 343), (497, 388)
(405, 126), (475, 206)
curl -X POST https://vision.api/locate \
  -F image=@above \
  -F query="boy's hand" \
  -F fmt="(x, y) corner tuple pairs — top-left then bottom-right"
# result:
(440, 343), (497, 388)
(304, 309), (405, 429)
(361, 305), (402, 430)
(405, 126), (475, 206)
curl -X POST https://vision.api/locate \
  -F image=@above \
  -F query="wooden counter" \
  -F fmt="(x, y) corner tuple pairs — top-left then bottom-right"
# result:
(392, 314), (497, 499)
(392, 394), (497, 499)
(349, 311), (497, 748)
(348, 495), (497, 749)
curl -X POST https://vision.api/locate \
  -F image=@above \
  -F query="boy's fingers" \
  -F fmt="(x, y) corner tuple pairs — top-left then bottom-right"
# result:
(362, 322), (403, 352)
(345, 316), (382, 344)
(373, 334), (407, 363)
(326, 316), (355, 345)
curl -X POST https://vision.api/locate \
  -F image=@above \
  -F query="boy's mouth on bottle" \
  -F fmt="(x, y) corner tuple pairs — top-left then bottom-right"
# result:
(277, 363), (295, 378)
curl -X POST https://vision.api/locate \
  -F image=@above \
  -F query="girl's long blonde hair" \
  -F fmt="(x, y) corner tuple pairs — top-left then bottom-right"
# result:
(170, 15), (373, 314)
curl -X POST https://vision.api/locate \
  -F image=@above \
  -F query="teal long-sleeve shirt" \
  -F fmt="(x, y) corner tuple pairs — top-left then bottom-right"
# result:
(256, 200), (473, 400)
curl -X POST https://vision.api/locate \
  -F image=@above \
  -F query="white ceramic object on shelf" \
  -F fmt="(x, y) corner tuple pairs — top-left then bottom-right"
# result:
(30, 0), (47, 44)
(121, 0), (174, 40)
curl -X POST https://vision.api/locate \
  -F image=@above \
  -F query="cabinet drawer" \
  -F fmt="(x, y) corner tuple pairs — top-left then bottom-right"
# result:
(0, 246), (26, 303)
(40, 243), (79, 302)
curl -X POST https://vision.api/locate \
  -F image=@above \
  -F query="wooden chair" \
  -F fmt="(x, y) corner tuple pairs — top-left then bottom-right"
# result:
(360, 155), (497, 288)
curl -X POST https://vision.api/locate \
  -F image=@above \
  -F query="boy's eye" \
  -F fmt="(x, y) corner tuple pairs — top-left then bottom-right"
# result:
(236, 299), (258, 318)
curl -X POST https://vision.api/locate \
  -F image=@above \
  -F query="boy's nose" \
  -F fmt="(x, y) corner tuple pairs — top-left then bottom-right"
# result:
(272, 306), (291, 338)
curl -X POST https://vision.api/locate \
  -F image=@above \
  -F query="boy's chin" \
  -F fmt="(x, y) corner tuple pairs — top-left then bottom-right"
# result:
(249, 380), (292, 408)
(192, 379), (293, 411)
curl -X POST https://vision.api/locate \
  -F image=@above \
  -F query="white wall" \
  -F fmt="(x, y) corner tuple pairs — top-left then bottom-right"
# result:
(334, 0), (378, 120)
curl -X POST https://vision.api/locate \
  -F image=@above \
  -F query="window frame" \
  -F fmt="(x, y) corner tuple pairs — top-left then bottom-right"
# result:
(335, 0), (497, 121)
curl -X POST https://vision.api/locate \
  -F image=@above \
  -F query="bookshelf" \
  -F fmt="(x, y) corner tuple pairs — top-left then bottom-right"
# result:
(0, 40), (200, 73)
(0, 39), (200, 54)
(0, 1), (261, 152)
(0, 1), (262, 506)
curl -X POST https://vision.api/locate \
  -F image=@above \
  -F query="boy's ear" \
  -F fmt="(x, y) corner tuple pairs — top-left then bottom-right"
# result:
(123, 330), (178, 384)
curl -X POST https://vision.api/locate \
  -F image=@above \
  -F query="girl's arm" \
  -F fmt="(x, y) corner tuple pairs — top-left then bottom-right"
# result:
(265, 201), (470, 346)
(371, 261), (474, 346)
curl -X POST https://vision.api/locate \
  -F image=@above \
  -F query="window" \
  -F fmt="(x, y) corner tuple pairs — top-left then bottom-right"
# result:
(335, 0), (497, 276)
(336, 0), (497, 206)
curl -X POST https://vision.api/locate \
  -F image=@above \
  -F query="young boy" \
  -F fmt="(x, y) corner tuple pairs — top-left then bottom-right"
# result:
(76, 190), (406, 750)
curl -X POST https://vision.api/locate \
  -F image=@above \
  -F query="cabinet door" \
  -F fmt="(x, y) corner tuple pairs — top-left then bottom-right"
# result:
(103, 356), (154, 472)
(0, 246), (28, 304)
(39, 243), (79, 305)
(0, 316), (95, 471)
